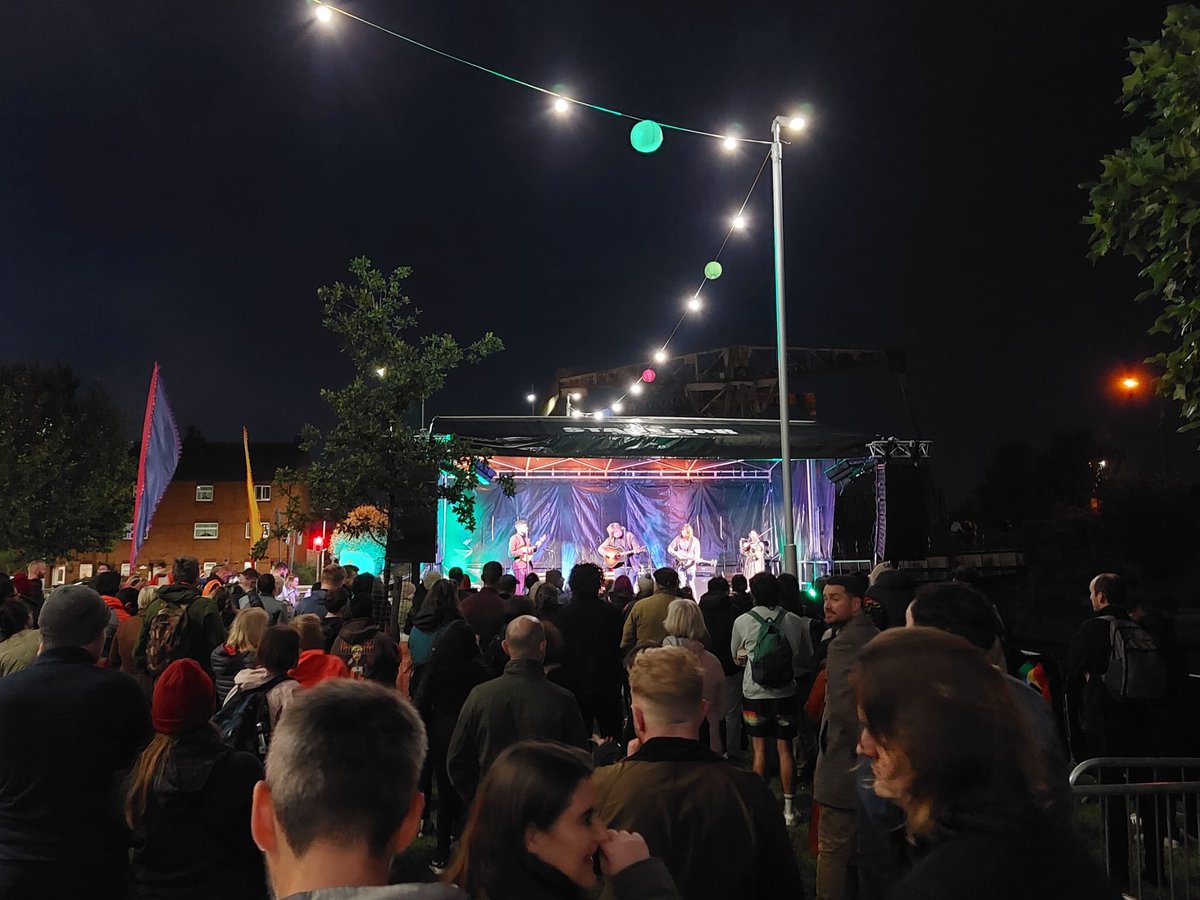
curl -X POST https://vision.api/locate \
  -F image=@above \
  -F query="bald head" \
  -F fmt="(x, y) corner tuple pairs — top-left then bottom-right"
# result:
(502, 615), (546, 661)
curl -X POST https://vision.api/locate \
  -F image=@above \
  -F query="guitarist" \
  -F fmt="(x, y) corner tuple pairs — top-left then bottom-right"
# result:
(597, 523), (643, 583)
(508, 521), (544, 594)
(667, 523), (703, 591)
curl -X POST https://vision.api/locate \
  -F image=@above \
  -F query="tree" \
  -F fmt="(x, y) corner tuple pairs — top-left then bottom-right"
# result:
(1085, 5), (1200, 426)
(0, 364), (134, 561)
(297, 257), (512, 617)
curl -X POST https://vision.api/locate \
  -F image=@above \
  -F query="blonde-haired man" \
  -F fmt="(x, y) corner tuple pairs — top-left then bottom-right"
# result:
(592, 646), (802, 900)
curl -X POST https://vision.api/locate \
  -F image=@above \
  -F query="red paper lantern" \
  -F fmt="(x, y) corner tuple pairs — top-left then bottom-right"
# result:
(642, 368), (656, 383)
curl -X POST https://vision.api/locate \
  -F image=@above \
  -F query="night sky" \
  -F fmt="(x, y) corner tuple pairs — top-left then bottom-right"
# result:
(2, 1), (1184, 503)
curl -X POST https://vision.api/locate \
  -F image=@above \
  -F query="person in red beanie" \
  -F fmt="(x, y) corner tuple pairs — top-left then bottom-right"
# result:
(125, 658), (267, 900)
(289, 614), (351, 688)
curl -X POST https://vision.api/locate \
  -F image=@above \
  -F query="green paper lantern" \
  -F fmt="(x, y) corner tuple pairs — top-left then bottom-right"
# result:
(704, 261), (723, 280)
(630, 120), (664, 154)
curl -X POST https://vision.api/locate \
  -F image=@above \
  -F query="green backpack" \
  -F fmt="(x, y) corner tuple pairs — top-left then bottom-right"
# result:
(748, 610), (794, 689)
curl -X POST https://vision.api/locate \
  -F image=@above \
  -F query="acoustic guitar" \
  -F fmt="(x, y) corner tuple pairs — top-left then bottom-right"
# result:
(516, 534), (549, 564)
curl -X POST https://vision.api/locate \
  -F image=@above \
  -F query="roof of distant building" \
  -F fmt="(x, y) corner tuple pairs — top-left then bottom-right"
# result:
(173, 441), (307, 482)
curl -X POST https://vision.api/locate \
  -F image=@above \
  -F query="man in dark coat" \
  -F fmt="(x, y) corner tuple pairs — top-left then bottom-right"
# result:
(555, 563), (625, 739)
(447, 615), (587, 803)
(134, 557), (226, 676)
(0, 585), (152, 898)
(593, 645), (804, 900)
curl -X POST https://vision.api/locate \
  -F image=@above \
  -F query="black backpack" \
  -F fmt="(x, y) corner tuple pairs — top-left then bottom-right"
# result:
(748, 609), (795, 689)
(212, 674), (289, 760)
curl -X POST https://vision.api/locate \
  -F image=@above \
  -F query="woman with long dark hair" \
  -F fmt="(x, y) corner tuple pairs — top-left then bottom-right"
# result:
(408, 578), (462, 697)
(125, 658), (266, 899)
(414, 614), (493, 871)
(854, 628), (1119, 899)
(445, 741), (677, 900)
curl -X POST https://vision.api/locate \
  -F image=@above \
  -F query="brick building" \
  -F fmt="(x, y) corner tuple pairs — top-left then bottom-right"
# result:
(57, 442), (314, 585)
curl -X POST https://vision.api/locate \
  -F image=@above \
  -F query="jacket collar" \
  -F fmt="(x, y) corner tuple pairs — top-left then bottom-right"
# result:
(628, 736), (725, 764)
(503, 658), (546, 678)
(1091, 605), (1130, 621)
(33, 646), (96, 666)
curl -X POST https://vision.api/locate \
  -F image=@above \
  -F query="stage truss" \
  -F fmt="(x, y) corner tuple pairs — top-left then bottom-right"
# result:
(488, 455), (774, 481)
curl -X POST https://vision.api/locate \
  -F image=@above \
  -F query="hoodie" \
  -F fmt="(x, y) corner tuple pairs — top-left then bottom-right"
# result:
(330, 619), (400, 687)
(226, 667), (300, 727)
(290, 648), (351, 688)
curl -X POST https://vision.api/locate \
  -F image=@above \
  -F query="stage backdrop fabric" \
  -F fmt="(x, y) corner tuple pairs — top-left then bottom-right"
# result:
(438, 460), (835, 580)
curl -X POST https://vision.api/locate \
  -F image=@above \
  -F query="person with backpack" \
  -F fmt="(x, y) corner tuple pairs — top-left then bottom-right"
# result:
(407, 579), (462, 697)
(1067, 572), (1166, 890)
(216, 626), (301, 759)
(331, 589), (401, 688)
(812, 574), (878, 900)
(125, 658), (268, 900)
(135, 557), (227, 679)
(731, 572), (813, 828)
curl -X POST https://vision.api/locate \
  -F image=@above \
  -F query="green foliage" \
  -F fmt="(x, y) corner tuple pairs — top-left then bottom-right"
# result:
(0, 364), (134, 560)
(1085, 6), (1200, 426)
(300, 257), (511, 556)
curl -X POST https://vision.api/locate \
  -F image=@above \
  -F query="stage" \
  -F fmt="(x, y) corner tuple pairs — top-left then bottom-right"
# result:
(430, 416), (872, 588)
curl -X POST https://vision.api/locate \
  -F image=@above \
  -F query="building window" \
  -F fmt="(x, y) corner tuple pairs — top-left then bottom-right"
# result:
(194, 522), (219, 540)
(123, 523), (134, 540)
(196, 484), (214, 502)
(245, 521), (270, 540)
(254, 484), (271, 502)
(120, 563), (131, 577)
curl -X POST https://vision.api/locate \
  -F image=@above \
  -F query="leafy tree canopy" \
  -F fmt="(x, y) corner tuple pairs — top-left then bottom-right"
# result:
(298, 257), (510, 557)
(0, 363), (133, 560)
(1086, 5), (1200, 425)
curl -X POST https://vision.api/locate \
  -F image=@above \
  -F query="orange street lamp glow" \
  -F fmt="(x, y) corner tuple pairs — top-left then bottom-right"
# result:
(1120, 376), (1140, 391)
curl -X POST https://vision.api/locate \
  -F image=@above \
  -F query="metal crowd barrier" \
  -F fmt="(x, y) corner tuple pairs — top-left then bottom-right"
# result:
(1070, 758), (1200, 900)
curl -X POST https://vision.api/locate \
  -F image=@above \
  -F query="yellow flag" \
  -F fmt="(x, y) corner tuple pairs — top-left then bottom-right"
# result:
(243, 427), (263, 553)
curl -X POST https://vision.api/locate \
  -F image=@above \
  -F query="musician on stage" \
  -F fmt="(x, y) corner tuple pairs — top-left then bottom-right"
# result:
(508, 520), (538, 593)
(739, 529), (768, 580)
(667, 523), (702, 591)
(597, 523), (642, 582)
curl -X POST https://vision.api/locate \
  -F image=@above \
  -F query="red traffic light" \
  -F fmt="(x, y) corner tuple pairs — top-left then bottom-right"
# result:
(312, 535), (324, 550)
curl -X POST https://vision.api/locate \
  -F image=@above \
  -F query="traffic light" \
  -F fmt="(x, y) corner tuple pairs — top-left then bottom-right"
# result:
(312, 534), (324, 551)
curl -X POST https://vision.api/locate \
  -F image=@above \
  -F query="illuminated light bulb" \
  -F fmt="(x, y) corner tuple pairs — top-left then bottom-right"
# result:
(688, 296), (702, 312)
(592, 410), (605, 421)
(788, 115), (807, 131)
(570, 391), (582, 401)
(375, 366), (387, 377)
(629, 382), (643, 395)
(1120, 376), (1140, 390)
(612, 401), (624, 414)
(723, 135), (738, 151)
(654, 350), (667, 363)
(525, 393), (536, 403)
(571, 409), (584, 419)
(732, 214), (746, 230)
(315, 5), (333, 22)
(553, 97), (570, 114)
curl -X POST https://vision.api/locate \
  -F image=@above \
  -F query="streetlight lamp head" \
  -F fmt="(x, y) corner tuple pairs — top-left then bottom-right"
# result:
(788, 115), (808, 131)
(315, 5), (333, 22)
(1120, 376), (1140, 390)
(1098, 459), (1109, 469)
(553, 96), (570, 114)
(525, 393), (537, 403)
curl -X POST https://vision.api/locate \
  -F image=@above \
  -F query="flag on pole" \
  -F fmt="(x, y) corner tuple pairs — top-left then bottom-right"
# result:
(130, 362), (181, 569)
(244, 427), (263, 552)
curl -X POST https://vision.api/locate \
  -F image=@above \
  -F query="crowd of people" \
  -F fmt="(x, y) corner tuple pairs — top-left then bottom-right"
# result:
(0, 551), (1179, 899)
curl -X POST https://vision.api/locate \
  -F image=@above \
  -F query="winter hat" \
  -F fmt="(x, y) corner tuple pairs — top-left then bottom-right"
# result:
(39, 585), (110, 648)
(152, 658), (216, 734)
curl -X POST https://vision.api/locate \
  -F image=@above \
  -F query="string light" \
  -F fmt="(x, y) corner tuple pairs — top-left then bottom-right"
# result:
(732, 214), (746, 230)
(611, 401), (624, 413)
(687, 296), (702, 312)
(553, 97), (570, 114)
(723, 135), (738, 151)
(571, 409), (584, 419)
(592, 410), (605, 421)
(629, 382), (644, 395)
(308, 3), (773, 149)
(315, 5), (333, 23)
(654, 350), (667, 363)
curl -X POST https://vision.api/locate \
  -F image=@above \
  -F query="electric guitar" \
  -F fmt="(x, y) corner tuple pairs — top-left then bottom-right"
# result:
(514, 534), (549, 564)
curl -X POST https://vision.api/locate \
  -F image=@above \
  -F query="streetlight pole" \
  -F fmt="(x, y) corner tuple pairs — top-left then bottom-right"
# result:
(771, 115), (798, 577)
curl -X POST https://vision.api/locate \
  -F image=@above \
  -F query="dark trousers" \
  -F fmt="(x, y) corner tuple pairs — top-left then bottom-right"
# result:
(1084, 729), (1163, 887)
(0, 859), (128, 900)
(576, 691), (623, 740)
(432, 748), (463, 858)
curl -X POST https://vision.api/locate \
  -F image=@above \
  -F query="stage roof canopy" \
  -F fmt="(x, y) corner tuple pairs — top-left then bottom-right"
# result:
(430, 416), (872, 460)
